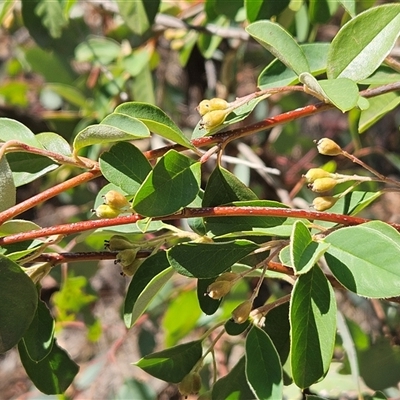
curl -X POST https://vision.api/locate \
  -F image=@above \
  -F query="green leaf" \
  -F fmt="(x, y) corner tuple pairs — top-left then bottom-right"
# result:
(34, 0), (68, 39)
(203, 166), (258, 206)
(300, 73), (359, 112)
(124, 251), (172, 328)
(325, 220), (400, 298)
(359, 91), (400, 133)
(290, 220), (330, 275)
(20, 299), (55, 362)
(163, 290), (202, 347)
(35, 132), (72, 157)
(0, 156), (16, 212)
(18, 339), (79, 395)
(360, 66), (400, 85)
(339, 0), (356, 17)
(0, 118), (42, 147)
(115, 102), (194, 149)
(358, 338), (400, 390)
(135, 340), (202, 383)
(245, 0), (290, 22)
(0, 255), (38, 353)
(75, 36), (121, 64)
(73, 123), (150, 154)
(197, 278), (221, 315)
(116, 0), (160, 35)
(245, 326), (283, 400)
(263, 302), (291, 366)
(225, 318), (250, 336)
(7, 152), (58, 187)
(167, 239), (258, 278)
(211, 356), (254, 400)
(258, 42), (330, 89)
(309, 0), (338, 24)
(290, 265), (337, 388)
(99, 142), (152, 195)
(0, 220), (41, 237)
(133, 151), (201, 217)
(327, 4), (400, 81)
(214, 0), (243, 19)
(101, 113), (152, 137)
(246, 20), (310, 75)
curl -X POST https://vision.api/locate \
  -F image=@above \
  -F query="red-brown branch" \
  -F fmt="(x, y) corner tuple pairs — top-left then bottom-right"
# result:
(1, 206), (398, 246)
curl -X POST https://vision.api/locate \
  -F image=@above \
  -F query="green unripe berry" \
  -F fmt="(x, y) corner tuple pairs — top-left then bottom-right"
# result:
(94, 204), (121, 219)
(115, 248), (139, 267)
(303, 168), (332, 183)
(178, 372), (202, 397)
(215, 272), (239, 282)
(121, 258), (143, 277)
(206, 280), (233, 299)
(309, 177), (338, 193)
(197, 98), (229, 116)
(104, 235), (135, 251)
(312, 196), (338, 211)
(201, 109), (229, 131)
(231, 300), (252, 324)
(102, 190), (130, 210)
(315, 138), (343, 156)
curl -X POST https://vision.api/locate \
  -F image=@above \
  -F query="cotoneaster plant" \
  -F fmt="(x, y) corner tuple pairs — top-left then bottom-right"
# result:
(0, 2), (400, 399)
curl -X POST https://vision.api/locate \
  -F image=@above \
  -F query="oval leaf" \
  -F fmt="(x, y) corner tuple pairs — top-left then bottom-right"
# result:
(327, 4), (400, 81)
(18, 339), (79, 395)
(0, 118), (42, 148)
(115, 102), (194, 149)
(0, 255), (38, 353)
(167, 239), (259, 279)
(290, 220), (330, 275)
(20, 299), (55, 361)
(211, 356), (254, 400)
(124, 251), (172, 328)
(133, 150), (201, 217)
(135, 340), (202, 383)
(99, 142), (152, 195)
(245, 326), (283, 400)
(290, 265), (337, 388)
(246, 20), (310, 75)
(324, 220), (400, 298)
(73, 122), (149, 154)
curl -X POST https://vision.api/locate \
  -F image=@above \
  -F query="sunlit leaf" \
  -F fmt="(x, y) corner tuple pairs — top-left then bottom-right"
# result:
(290, 266), (336, 388)
(325, 221), (400, 298)
(327, 4), (400, 81)
(245, 326), (283, 399)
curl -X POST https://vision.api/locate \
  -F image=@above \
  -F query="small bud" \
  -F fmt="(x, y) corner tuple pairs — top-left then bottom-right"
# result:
(178, 372), (202, 397)
(206, 280), (233, 299)
(23, 263), (52, 284)
(250, 309), (265, 327)
(104, 235), (135, 251)
(315, 138), (343, 156)
(94, 204), (121, 219)
(201, 109), (229, 131)
(197, 98), (229, 116)
(116, 248), (139, 267)
(170, 39), (185, 51)
(231, 300), (252, 324)
(312, 196), (338, 211)
(303, 168), (332, 184)
(309, 177), (338, 193)
(215, 272), (239, 282)
(121, 258), (143, 277)
(102, 190), (130, 210)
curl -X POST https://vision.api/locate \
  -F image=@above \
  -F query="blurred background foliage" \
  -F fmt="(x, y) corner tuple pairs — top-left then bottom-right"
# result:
(1, 0), (400, 398)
